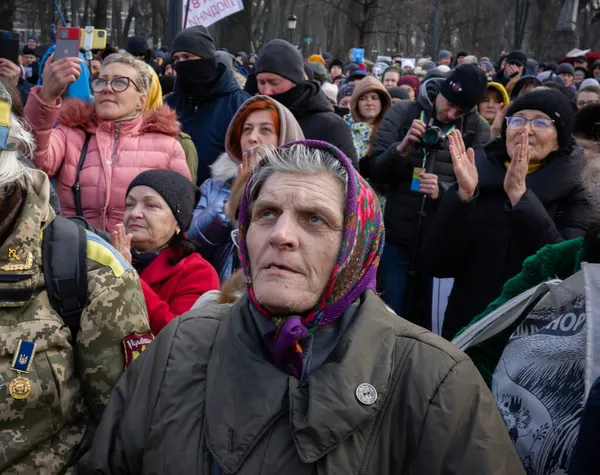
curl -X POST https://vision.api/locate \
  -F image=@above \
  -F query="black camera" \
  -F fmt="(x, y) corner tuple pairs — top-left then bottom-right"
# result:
(418, 126), (446, 150)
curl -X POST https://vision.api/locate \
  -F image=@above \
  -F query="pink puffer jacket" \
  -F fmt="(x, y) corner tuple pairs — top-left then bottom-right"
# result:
(25, 86), (192, 233)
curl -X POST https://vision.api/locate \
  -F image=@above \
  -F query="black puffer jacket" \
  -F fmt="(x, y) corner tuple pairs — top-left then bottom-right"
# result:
(423, 139), (592, 339)
(271, 81), (358, 168)
(370, 79), (490, 248)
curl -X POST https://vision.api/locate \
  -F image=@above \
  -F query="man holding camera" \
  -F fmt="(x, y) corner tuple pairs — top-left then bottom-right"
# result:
(369, 64), (489, 325)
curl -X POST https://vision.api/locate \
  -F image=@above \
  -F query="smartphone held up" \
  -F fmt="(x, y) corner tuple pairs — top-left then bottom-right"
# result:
(55, 27), (82, 60)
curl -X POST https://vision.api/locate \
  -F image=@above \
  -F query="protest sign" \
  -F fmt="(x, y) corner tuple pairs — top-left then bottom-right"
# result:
(184, 0), (244, 28)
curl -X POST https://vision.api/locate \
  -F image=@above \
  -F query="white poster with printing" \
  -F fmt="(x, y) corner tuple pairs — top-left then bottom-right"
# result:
(184, 0), (244, 28)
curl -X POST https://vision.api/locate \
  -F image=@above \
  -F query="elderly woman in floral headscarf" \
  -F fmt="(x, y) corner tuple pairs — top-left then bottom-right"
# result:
(79, 141), (524, 475)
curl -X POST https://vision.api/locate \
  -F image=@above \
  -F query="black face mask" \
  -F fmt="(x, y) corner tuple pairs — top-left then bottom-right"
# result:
(175, 58), (222, 97)
(335, 106), (350, 118)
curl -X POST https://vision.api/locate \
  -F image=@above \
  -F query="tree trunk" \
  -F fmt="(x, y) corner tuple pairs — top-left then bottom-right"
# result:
(0, 0), (15, 30)
(94, 0), (109, 30)
(121, 0), (137, 46)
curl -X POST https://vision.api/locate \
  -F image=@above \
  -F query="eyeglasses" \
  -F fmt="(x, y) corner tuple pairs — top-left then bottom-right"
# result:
(577, 100), (600, 108)
(506, 116), (554, 130)
(91, 76), (142, 93)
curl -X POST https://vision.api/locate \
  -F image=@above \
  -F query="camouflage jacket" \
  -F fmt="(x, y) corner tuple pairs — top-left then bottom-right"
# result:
(0, 170), (151, 474)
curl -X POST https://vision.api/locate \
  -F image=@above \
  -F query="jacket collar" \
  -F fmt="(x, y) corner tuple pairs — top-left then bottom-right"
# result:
(138, 247), (181, 285)
(205, 290), (397, 470)
(209, 153), (239, 184)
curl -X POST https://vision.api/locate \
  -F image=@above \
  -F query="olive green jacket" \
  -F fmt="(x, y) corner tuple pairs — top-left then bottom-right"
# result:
(80, 291), (524, 474)
(0, 170), (151, 474)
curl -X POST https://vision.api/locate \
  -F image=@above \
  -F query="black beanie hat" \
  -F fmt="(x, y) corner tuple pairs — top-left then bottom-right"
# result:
(126, 36), (150, 55)
(171, 26), (216, 58)
(22, 46), (36, 56)
(501, 88), (576, 151)
(440, 64), (488, 111)
(506, 50), (527, 66)
(127, 170), (200, 231)
(575, 103), (600, 140)
(330, 59), (345, 72)
(255, 39), (304, 85)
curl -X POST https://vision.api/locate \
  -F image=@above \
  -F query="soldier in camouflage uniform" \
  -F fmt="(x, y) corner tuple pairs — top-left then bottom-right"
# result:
(0, 80), (152, 474)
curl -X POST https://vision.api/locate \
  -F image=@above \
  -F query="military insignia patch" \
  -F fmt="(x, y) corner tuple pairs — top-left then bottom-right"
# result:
(123, 332), (154, 368)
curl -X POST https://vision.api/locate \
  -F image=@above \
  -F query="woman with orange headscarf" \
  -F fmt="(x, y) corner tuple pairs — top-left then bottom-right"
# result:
(187, 95), (304, 282)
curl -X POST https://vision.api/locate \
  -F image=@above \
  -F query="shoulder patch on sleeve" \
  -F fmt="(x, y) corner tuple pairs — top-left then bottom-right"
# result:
(85, 231), (131, 277)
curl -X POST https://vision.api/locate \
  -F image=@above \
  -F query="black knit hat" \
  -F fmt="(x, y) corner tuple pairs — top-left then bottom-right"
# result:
(126, 36), (150, 55)
(127, 170), (200, 231)
(501, 88), (576, 151)
(440, 64), (488, 111)
(255, 39), (304, 85)
(506, 50), (527, 66)
(171, 26), (216, 58)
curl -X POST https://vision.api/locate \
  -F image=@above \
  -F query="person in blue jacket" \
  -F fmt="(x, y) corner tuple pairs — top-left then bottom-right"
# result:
(166, 26), (250, 186)
(38, 45), (92, 102)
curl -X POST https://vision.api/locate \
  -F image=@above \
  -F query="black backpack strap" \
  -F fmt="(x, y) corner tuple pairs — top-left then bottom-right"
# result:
(71, 133), (91, 217)
(43, 215), (88, 338)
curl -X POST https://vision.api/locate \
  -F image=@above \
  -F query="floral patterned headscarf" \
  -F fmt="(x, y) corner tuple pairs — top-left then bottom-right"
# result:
(237, 140), (384, 378)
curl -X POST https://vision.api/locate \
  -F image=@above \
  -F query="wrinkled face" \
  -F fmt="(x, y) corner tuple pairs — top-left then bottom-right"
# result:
(246, 172), (344, 314)
(330, 65), (343, 78)
(172, 51), (201, 63)
(338, 95), (352, 109)
(90, 60), (102, 76)
(559, 73), (574, 88)
(435, 94), (467, 123)
(124, 186), (179, 252)
(241, 110), (279, 159)
(576, 91), (600, 110)
(382, 71), (400, 90)
(399, 84), (415, 100)
(22, 54), (36, 66)
(506, 110), (559, 163)
(479, 90), (503, 121)
(94, 63), (146, 121)
(257, 72), (296, 96)
(358, 92), (382, 123)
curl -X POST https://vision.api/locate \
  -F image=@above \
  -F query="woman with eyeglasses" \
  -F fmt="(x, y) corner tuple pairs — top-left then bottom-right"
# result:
(23, 52), (191, 233)
(423, 88), (592, 339)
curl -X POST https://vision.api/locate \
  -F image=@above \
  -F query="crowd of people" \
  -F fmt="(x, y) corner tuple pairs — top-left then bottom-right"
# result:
(1, 24), (600, 475)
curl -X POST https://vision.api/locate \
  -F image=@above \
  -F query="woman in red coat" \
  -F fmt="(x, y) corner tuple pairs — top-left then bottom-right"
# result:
(112, 169), (219, 334)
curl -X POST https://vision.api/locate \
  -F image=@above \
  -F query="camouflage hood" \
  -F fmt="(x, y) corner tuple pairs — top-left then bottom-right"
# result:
(0, 169), (53, 307)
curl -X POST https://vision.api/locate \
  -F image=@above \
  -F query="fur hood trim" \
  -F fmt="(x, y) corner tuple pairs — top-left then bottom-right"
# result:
(57, 99), (181, 136)
(209, 152), (239, 184)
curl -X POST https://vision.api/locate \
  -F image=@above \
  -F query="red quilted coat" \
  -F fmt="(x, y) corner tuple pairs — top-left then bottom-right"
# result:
(24, 87), (191, 233)
(139, 247), (220, 335)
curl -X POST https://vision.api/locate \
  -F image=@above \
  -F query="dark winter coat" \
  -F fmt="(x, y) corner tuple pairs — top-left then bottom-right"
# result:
(423, 139), (592, 339)
(569, 375), (600, 475)
(77, 290), (525, 475)
(369, 78), (491, 248)
(270, 81), (359, 168)
(166, 65), (250, 186)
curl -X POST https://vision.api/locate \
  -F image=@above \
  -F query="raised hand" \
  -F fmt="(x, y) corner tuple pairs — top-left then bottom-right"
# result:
(0, 58), (21, 87)
(504, 130), (529, 206)
(111, 223), (133, 264)
(449, 130), (478, 201)
(39, 54), (82, 104)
